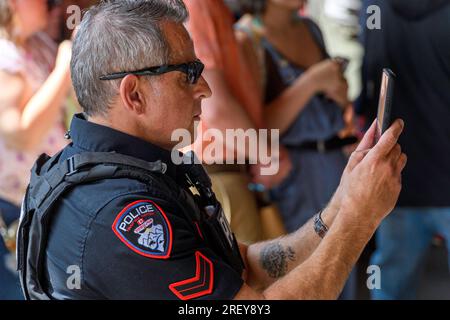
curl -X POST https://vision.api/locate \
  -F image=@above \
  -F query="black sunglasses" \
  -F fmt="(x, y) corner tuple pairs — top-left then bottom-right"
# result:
(99, 60), (205, 84)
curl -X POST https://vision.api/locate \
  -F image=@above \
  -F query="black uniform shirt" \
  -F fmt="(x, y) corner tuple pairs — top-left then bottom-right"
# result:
(44, 114), (243, 300)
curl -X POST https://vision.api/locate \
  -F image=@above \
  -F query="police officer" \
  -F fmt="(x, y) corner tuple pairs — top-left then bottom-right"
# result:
(18, 0), (407, 300)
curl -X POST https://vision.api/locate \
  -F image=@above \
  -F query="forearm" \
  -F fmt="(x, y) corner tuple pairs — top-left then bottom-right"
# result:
(259, 119), (405, 299)
(201, 69), (259, 162)
(236, 118), (406, 300)
(202, 93), (255, 132)
(264, 74), (317, 133)
(201, 97), (259, 163)
(19, 66), (71, 148)
(262, 212), (377, 299)
(245, 193), (341, 289)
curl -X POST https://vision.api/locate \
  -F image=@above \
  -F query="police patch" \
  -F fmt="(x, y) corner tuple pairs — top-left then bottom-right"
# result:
(112, 200), (173, 259)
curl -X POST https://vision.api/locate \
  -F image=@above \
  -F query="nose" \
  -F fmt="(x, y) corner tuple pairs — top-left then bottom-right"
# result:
(194, 76), (212, 100)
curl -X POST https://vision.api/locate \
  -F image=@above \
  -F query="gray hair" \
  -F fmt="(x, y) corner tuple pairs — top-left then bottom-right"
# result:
(71, 0), (189, 117)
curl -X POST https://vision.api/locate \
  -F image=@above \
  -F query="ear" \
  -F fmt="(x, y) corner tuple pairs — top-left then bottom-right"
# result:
(119, 75), (147, 115)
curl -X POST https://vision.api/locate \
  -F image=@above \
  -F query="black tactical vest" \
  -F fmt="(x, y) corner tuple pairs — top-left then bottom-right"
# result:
(17, 151), (245, 300)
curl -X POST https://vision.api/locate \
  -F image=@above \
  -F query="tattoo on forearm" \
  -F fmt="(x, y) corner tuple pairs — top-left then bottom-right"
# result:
(260, 243), (296, 279)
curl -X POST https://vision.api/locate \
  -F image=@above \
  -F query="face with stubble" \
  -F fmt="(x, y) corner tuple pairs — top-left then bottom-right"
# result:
(118, 21), (212, 150)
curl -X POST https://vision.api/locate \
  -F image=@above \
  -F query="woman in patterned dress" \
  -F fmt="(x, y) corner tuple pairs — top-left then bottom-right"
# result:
(0, 0), (72, 299)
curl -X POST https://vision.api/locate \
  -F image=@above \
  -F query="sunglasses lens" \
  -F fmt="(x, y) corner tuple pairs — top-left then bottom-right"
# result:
(187, 69), (196, 84)
(187, 62), (204, 84)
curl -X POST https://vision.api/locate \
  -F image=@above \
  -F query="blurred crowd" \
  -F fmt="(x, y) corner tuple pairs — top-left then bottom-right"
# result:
(0, 0), (449, 300)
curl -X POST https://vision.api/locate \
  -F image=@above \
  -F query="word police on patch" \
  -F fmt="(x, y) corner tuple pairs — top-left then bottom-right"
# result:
(112, 200), (173, 259)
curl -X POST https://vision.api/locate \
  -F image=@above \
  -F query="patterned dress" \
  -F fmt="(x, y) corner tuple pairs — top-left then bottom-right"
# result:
(0, 32), (67, 207)
(236, 16), (348, 232)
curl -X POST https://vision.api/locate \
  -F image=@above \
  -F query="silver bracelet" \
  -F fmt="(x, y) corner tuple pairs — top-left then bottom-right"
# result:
(313, 210), (329, 238)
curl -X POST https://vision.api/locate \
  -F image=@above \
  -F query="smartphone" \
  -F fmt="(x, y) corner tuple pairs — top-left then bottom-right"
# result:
(375, 68), (396, 143)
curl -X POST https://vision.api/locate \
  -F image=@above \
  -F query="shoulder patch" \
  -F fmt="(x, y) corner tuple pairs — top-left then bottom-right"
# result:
(112, 200), (173, 259)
